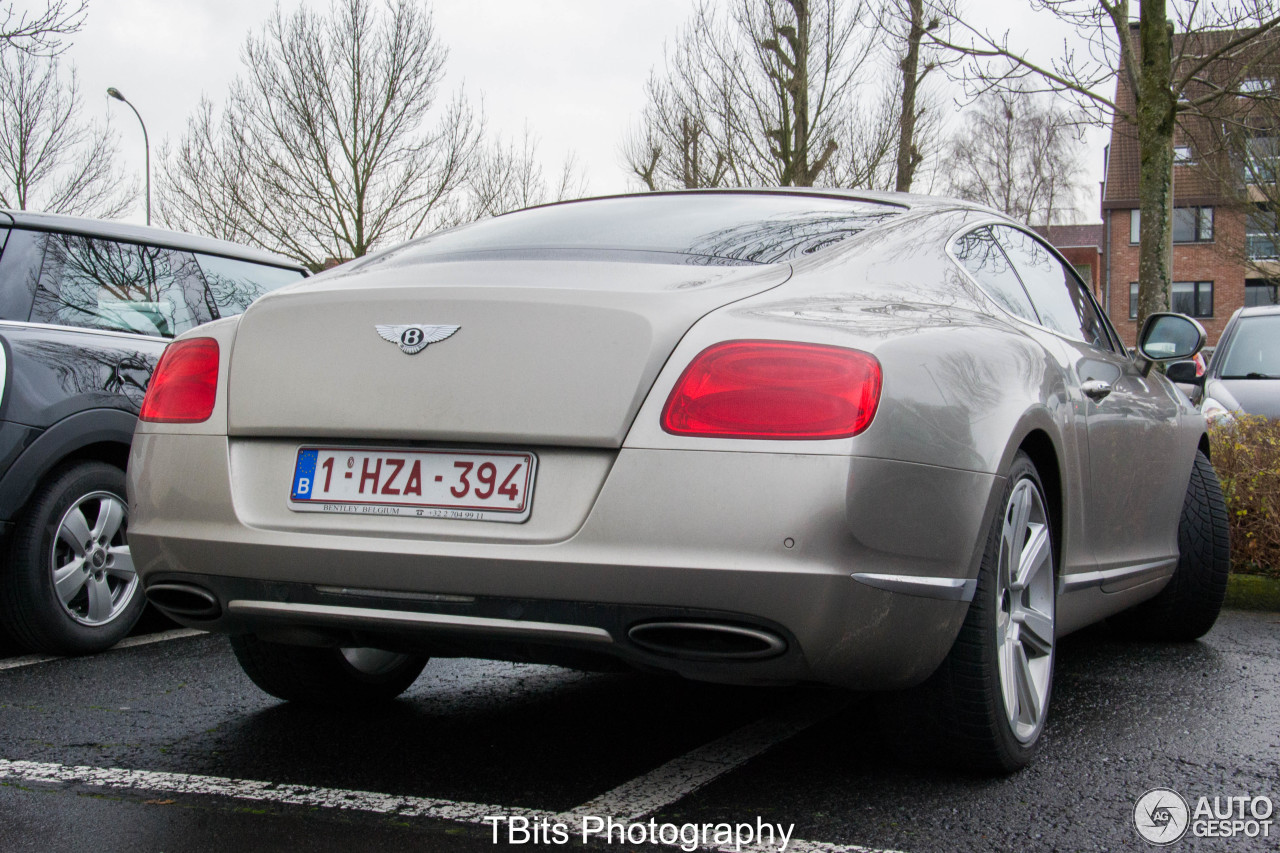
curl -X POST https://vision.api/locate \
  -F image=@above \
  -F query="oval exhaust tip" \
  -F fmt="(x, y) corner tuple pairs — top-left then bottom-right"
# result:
(628, 621), (786, 661)
(145, 583), (222, 620)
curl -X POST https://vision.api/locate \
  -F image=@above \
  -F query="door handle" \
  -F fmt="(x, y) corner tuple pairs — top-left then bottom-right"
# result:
(1081, 380), (1112, 402)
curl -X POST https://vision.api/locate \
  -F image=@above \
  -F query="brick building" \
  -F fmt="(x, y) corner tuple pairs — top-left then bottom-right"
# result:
(1100, 28), (1280, 347)
(1033, 224), (1104, 297)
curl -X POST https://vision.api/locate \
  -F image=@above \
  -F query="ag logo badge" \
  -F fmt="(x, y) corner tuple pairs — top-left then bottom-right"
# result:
(375, 324), (460, 355)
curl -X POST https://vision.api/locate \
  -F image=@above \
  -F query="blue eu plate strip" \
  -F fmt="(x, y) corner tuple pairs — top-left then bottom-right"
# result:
(291, 449), (319, 500)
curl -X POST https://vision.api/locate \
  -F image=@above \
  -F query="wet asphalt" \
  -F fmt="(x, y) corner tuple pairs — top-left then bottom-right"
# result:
(0, 609), (1276, 853)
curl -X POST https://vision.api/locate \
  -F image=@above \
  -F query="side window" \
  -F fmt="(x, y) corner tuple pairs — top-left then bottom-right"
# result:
(993, 226), (1114, 352)
(193, 253), (306, 320)
(952, 226), (1040, 324)
(0, 228), (44, 321)
(30, 234), (208, 338)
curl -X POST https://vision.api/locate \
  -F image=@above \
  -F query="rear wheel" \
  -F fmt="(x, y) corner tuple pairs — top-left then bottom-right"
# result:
(1109, 450), (1229, 641)
(230, 634), (428, 705)
(0, 461), (142, 655)
(928, 451), (1056, 773)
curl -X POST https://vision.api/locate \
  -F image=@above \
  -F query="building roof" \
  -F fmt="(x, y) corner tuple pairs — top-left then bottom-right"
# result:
(1032, 223), (1104, 250)
(1102, 26), (1279, 209)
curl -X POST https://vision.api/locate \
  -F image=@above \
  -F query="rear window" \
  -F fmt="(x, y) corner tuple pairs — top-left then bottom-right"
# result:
(373, 193), (901, 266)
(194, 253), (307, 320)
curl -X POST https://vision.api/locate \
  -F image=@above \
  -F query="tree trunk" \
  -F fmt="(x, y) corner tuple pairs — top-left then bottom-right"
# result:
(894, 0), (924, 192)
(1135, 0), (1175, 332)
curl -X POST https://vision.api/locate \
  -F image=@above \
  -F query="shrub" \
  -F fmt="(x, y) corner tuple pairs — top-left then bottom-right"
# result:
(1209, 416), (1280, 578)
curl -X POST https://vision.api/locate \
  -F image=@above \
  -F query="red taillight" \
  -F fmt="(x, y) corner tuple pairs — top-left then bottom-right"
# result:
(661, 340), (881, 439)
(139, 338), (220, 423)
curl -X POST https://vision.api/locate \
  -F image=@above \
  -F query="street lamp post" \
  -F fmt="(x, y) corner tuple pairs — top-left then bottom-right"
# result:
(106, 87), (150, 226)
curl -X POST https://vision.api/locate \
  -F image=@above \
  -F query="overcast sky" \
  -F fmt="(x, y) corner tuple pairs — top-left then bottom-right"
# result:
(54, 0), (1109, 228)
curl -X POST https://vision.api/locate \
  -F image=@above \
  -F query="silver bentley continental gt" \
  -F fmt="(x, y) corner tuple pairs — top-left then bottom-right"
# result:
(126, 190), (1229, 772)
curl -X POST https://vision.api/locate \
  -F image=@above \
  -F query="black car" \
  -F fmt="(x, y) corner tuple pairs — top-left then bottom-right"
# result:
(1171, 304), (1280, 420)
(0, 210), (307, 655)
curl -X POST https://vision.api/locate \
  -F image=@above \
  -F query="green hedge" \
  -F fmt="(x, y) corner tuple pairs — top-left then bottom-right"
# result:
(1210, 417), (1280, 579)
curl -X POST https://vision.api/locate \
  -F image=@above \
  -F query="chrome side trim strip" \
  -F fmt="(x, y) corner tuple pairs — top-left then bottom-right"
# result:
(1058, 559), (1176, 594)
(226, 600), (614, 644)
(850, 573), (977, 602)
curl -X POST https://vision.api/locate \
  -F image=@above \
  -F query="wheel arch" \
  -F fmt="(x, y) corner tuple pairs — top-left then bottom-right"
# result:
(1017, 428), (1064, 572)
(0, 408), (136, 524)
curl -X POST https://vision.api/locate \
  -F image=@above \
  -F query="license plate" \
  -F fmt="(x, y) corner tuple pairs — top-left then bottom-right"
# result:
(289, 447), (536, 523)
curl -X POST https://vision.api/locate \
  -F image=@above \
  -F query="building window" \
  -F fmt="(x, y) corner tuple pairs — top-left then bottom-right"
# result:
(1248, 210), (1279, 259)
(1172, 281), (1213, 317)
(1130, 209), (1140, 244)
(1241, 78), (1273, 95)
(1174, 145), (1195, 165)
(1131, 281), (1214, 318)
(1245, 136), (1280, 183)
(1246, 281), (1279, 307)
(1172, 207), (1213, 243)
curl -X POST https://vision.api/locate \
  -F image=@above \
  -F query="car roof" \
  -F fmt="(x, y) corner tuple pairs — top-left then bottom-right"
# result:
(1236, 304), (1280, 319)
(0, 209), (305, 270)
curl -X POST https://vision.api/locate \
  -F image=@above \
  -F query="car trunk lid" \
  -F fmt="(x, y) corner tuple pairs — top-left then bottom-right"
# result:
(226, 258), (791, 446)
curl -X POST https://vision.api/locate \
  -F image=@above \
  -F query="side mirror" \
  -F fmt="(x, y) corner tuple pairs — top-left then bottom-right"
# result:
(1165, 360), (1204, 386)
(1137, 313), (1206, 376)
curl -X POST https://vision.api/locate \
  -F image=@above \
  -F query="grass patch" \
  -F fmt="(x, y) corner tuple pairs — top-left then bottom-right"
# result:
(1225, 573), (1280, 612)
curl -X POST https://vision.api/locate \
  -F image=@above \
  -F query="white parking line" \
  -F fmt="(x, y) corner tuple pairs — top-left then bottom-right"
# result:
(0, 694), (905, 853)
(0, 628), (205, 672)
(0, 758), (561, 823)
(570, 695), (850, 820)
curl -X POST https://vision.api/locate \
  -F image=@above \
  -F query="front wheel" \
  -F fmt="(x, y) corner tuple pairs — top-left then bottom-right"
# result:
(230, 634), (428, 706)
(928, 451), (1057, 773)
(1109, 450), (1230, 641)
(0, 461), (142, 655)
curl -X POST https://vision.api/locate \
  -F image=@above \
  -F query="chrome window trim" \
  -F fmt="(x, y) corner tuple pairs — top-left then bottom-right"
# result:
(0, 318), (166, 343)
(945, 218), (1126, 357)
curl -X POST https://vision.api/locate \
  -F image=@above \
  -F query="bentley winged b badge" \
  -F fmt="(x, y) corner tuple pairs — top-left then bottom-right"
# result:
(375, 324), (461, 355)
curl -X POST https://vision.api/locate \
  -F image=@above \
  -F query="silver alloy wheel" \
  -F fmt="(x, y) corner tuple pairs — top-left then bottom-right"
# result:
(50, 490), (137, 626)
(996, 477), (1055, 744)
(340, 646), (413, 676)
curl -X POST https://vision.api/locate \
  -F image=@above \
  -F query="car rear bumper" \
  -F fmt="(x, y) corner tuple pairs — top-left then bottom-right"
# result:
(127, 433), (1002, 690)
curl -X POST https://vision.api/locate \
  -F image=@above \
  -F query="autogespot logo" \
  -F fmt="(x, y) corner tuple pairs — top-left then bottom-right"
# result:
(1135, 788), (1191, 845)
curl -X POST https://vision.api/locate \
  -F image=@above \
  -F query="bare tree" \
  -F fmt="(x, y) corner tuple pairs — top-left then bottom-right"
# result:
(157, 0), (480, 270)
(928, 0), (1280, 331)
(0, 51), (135, 217)
(945, 87), (1086, 225)
(0, 0), (86, 55)
(881, 0), (956, 191)
(458, 126), (588, 221)
(623, 0), (878, 190)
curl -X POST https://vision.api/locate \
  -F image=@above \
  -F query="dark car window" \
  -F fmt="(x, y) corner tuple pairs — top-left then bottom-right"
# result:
(374, 194), (902, 266)
(1219, 314), (1280, 378)
(194, 253), (307, 320)
(29, 233), (208, 338)
(952, 226), (1040, 323)
(993, 226), (1114, 351)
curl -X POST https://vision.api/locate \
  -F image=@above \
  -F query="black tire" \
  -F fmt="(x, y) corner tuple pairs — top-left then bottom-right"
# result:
(230, 634), (428, 706)
(925, 451), (1057, 774)
(1109, 450), (1230, 641)
(0, 461), (143, 655)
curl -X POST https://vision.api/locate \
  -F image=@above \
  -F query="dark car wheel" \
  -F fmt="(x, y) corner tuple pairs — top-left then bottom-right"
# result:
(0, 461), (143, 655)
(927, 451), (1056, 774)
(1109, 450), (1230, 641)
(230, 634), (428, 706)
